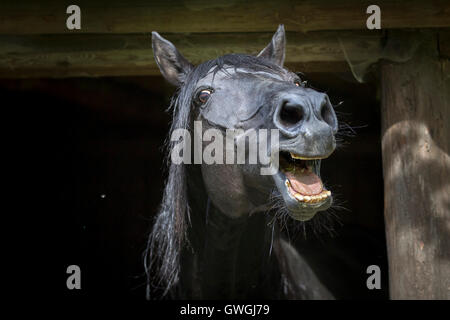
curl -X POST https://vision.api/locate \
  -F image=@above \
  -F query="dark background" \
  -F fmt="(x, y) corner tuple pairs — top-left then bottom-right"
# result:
(5, 70), (388, 300)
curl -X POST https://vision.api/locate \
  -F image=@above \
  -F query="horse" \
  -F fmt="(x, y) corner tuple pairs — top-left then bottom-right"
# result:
(145, 25), (338, 299)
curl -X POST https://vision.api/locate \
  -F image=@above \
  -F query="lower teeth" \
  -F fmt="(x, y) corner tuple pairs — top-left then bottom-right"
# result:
(285, 180), (331, 203)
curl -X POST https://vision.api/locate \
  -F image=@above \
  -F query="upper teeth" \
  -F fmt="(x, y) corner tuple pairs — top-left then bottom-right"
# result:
(290, 152), (303, 159)
(289, 153), (326, 160)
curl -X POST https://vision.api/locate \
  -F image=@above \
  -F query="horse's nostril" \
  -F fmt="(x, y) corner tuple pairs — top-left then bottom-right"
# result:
(279, 103), (303, 128)
(320, 100), (338, 133)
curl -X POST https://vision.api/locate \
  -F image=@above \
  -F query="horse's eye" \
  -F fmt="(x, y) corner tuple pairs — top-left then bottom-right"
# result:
(198, 89), (212, 104)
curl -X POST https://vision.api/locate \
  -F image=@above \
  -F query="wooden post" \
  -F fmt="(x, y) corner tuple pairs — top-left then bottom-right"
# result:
(380, 32), (450, 299)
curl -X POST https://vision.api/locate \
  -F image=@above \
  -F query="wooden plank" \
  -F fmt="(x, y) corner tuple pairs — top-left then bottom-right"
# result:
(0, 0), (448, 34)
(381, 32), (450, 299)
(0, 31), (381, 78)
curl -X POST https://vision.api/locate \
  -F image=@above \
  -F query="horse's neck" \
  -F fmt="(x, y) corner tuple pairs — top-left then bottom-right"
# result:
(180, 168), (282, 299)
(182, 203), (281, 299)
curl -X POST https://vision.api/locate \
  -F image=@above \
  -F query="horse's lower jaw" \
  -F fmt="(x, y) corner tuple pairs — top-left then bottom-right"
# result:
(272, 169), (333, 221)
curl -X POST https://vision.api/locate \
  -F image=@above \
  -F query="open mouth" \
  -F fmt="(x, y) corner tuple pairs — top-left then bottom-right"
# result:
(279, 151), (331, 205)
(270, 150), (333, 221)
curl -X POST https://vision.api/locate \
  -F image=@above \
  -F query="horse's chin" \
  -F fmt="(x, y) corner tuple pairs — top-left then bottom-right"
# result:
(271, 153), (333, 221)
(284, 195), (332, 221)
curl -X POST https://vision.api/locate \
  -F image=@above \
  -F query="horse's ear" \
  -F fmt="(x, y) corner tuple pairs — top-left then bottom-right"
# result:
(152, 32), (193, 86)
(257, 24), (286, 67)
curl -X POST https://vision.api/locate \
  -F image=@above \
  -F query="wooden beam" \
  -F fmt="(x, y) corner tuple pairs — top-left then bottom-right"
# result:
(381, 32), (450, 299)
(0, 0), (448, 34)
(0, 31), (382, 78)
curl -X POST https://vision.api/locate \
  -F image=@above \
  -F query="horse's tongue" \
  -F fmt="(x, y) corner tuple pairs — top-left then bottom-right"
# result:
(285, 170), (323, 196)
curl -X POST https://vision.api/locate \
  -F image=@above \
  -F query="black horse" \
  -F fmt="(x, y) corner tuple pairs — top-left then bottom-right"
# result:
(146, 25), (338, 299)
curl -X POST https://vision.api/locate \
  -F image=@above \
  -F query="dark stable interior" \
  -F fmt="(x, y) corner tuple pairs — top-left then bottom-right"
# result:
(4, 71), (388, 300)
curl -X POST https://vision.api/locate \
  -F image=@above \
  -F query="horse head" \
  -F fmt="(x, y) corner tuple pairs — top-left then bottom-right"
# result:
(152, 25), (338, 222)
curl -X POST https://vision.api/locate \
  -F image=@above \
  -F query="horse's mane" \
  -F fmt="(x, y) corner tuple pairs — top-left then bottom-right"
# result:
(144, 54), (283, 299)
